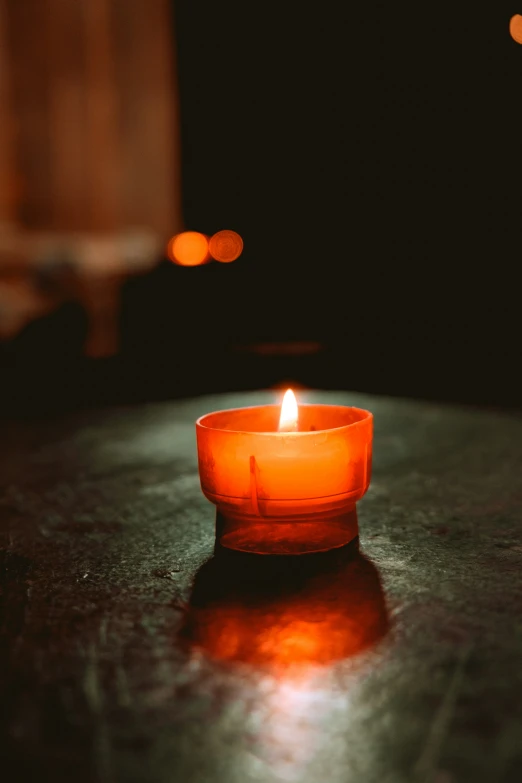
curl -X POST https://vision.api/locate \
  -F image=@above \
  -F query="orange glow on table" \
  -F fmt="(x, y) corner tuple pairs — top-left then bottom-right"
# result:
(196, 391), (373, 554)
(180, 549), (388, 670)
(208, 230), (243, 262)
(167, 231), (209, 266)
(510, 14), (522, 43)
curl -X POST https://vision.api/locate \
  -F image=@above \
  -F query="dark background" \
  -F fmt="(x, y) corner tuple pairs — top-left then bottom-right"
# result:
(2, 1), (521, 412)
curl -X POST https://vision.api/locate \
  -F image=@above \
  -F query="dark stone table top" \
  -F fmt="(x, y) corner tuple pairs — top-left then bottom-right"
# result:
(1, 390), (522, 783)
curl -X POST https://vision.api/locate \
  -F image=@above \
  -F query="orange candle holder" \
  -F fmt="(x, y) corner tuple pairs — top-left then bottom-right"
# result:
(196, 401), (373, 555)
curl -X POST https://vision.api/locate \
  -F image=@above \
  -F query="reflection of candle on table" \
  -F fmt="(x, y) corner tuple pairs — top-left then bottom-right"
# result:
(196, 390), (373, 554)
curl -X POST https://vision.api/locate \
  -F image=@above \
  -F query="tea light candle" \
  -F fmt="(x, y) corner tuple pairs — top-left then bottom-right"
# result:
(196, 390), (373, 554)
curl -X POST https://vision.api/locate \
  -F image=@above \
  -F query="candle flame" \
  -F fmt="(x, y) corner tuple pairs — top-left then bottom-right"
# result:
(279, 389), (298, 432)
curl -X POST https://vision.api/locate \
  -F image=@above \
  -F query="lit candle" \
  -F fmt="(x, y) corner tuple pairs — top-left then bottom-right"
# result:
(278, 388), (299, 432)
(196, 390), (373, 554)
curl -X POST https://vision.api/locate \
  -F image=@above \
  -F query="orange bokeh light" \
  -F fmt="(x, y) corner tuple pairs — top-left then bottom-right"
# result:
(208, 230), (243, 263)
(167, 232), (210, 266)
(510, 14), (522, 43)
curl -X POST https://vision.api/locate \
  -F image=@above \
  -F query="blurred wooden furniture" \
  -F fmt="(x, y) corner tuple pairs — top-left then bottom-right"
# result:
(0, 0), (183, 355)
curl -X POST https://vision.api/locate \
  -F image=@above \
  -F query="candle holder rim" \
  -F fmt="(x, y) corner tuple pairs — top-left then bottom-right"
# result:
(196, 403), (373, 436)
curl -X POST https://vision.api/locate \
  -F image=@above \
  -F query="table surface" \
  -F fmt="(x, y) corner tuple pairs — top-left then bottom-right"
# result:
(1, 390), (522, 783)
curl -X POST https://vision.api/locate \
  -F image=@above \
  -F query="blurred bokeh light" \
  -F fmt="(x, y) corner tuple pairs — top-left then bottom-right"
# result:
(167, 232), (210, 266)
(510, 14), (522, 43)
(209, 230), (243, 263)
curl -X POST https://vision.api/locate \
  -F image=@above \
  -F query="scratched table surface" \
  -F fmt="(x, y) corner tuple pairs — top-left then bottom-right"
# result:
(1, 390), (522, 783)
